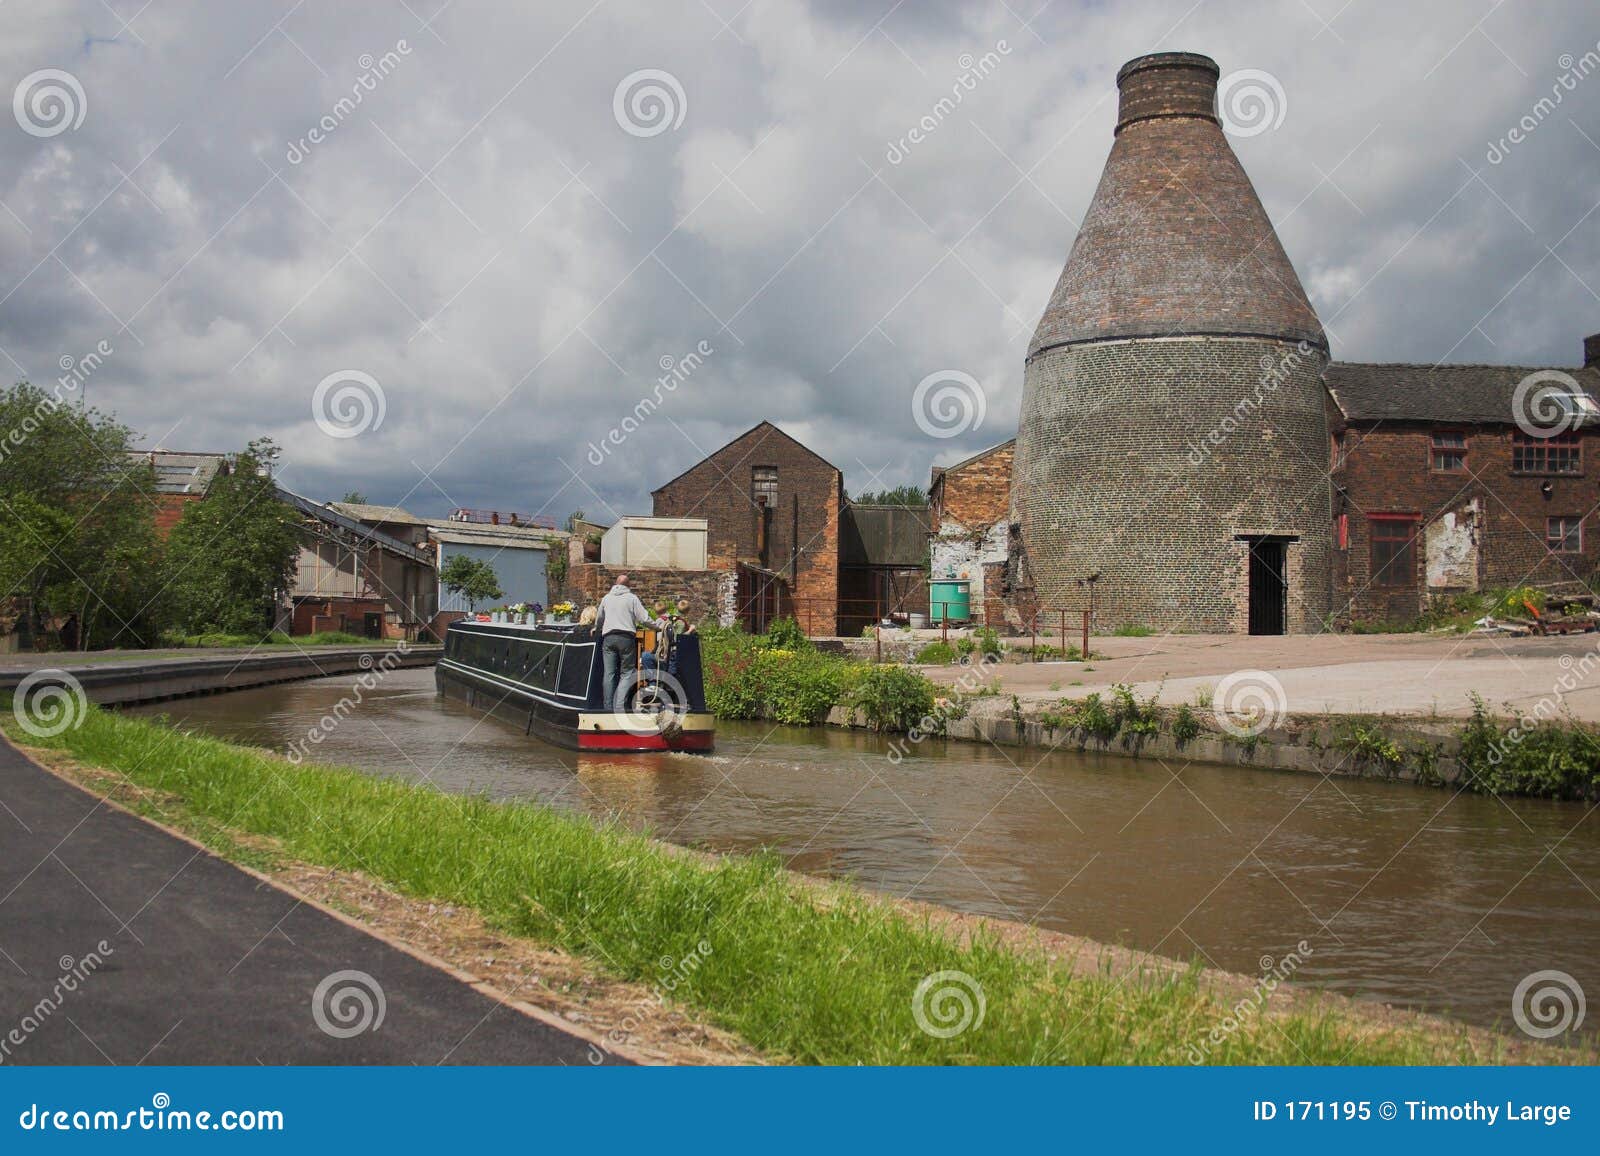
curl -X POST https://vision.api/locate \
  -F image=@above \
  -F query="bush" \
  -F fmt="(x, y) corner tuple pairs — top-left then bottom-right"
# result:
(1455, 694), (1600, 800)
(1112, 623), (1153, 637)
(846, 665), (937, 733)
(973, 626), (1003, 660)
(915, 641), (956, 664)
(699, 625), (849, 725)
(761, 617), (810, 651)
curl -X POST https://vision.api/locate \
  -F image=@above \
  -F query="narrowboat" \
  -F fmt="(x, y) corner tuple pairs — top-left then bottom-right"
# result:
(436, 617), (715, 752)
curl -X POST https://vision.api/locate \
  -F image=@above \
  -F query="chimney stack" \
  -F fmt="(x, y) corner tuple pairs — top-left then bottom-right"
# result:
(1585, 333), (1600, 368)
(1114, 51), (1220, 135)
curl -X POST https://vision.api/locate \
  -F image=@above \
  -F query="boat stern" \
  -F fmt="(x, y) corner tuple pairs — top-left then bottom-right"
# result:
(574, 711), (716, 753)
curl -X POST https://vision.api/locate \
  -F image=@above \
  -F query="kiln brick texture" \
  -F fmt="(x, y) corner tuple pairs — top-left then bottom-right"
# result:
(1014, 52), (1332, 633)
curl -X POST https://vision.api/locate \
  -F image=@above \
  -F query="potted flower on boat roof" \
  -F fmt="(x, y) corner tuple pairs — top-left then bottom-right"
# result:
(550, 600), (575, 624)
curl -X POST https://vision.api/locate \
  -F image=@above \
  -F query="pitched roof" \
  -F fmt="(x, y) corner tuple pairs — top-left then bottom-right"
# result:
(649, 420), (838, 495)
(1325, 362), (1600, 424)
(276, 488), (434, 565)
(930, 438), (1015, 483)
(128, 450), (227, 495)
(328, 501), (428, 525)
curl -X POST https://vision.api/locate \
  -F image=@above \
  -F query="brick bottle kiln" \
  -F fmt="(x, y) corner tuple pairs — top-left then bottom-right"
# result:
(1012, 52), (1332, 634)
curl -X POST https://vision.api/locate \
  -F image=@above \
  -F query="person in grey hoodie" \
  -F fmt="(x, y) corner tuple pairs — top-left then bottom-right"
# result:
(595, 574), (653, 709)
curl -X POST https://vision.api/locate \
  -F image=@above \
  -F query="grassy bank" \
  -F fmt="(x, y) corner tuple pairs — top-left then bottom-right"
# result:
(4, 703), (1571, 1065)
(157, 629), (378, 648)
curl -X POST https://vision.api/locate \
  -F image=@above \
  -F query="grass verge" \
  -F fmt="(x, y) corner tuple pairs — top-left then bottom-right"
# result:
(2, 703), (1578, 1066)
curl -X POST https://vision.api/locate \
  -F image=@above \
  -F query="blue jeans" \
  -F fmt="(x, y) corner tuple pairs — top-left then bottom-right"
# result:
(601, 632), (636, 709)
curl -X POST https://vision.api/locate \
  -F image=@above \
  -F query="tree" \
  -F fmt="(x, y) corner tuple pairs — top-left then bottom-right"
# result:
(161, 439), (299, 637)
(440, 554), (502, 612)
(0, 382), (163, 649)
(339, 490), (368, 504)
(852, 485), (927, 506)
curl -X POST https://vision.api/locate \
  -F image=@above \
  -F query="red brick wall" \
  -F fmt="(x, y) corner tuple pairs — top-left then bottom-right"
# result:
(1334, 422), (1600, 623)
(152, 494), (201, 537)
(567, 563), (726, 625)
(652, 423), (842, 634)
(931, 442), (1014, 532)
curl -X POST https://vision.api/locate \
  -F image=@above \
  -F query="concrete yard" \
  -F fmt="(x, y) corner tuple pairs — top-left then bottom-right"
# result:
(919, 630), (1600, 722)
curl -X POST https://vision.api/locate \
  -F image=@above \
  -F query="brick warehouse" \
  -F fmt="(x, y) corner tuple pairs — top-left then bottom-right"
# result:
(1001, 50), (1600, 634)
(652, 421), (843, 636)
(929, 439), (1014, 627)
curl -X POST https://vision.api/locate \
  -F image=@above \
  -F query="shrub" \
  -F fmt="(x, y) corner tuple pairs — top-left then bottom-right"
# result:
(1112, 623), (1153, 637)
(1171, 704), (1201, 746)
(915, 641), (956, 665)
(973, 626), (1003, 660)
(1455, 694), (1600, 800)
(761, 617), (811, 651)
(846, 665), (937, 733)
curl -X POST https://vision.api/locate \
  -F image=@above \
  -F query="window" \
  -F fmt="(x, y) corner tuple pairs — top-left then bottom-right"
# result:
(1430, 431), (1466, 472)
(1548, 516), (1583, 553)
(1512, 432), (1581, 475)
(1370, 515), (1419, 587)
(752, 466), (778, 507)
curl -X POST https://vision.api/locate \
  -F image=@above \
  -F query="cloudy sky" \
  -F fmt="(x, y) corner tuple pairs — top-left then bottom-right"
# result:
(2, 0), (1598, 523)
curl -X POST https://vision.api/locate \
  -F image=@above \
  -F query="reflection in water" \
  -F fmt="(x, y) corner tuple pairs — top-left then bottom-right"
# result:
(131, 668), (1600, 1035)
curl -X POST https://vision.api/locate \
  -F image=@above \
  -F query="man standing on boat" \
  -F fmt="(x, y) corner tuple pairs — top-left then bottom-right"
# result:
(596, 573), (653, 709)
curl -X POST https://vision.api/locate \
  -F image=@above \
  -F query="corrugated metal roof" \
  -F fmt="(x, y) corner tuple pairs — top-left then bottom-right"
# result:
(428, 527), (554, 548)
(128, 450), (226, 494)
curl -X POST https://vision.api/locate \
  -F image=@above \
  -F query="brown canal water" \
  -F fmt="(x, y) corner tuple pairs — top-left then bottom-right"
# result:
(130, 667), (1600, 1038)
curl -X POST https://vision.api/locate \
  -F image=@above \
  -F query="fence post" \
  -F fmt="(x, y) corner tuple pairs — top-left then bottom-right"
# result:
(1030, 612), (1036, 660)
(941, 603), (948, 645)
(1081, 609), (1089, 661)
(875, 624), (882, 665)
(1059, 609), (1066, 654)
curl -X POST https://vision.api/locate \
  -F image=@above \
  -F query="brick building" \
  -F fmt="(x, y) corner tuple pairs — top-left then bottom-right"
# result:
(1328, 354), (1600, 624)
(929, 439), (1014, 627)
(652, 421), (844, 635)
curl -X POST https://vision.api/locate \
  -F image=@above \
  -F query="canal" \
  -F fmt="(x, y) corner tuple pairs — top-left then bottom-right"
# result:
(131, 667), (1600, 1037)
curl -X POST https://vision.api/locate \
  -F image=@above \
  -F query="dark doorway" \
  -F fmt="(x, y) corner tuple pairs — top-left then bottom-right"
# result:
(362, 612), (383, 640)
(1246, 539), (1287, 635)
